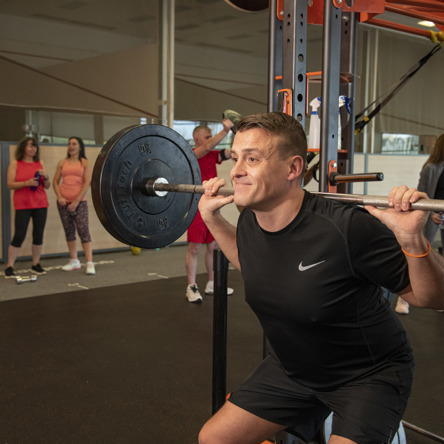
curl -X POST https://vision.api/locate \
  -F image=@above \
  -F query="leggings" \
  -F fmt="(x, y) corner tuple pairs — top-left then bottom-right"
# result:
(11, 207), (48, 247)
(57, 200), (92, 243)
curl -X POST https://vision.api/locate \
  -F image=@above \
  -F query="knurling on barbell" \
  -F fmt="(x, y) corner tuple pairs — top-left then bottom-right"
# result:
(92, 124), (444, 249)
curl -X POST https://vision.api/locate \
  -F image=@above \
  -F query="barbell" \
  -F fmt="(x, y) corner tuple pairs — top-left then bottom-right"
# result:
(91, 124), (444, 249)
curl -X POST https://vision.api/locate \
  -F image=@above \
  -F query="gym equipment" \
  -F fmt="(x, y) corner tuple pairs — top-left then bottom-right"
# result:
(16, 275), (37, 284)
(222, 109), (243, 133)
(92, 125), (444, 249)
(402, 421), (444, 443)
(223, 0), (268, 13)
(130, 246), (142, 255)
(92, 124), (201, 249)
(319, 413), (407, 444)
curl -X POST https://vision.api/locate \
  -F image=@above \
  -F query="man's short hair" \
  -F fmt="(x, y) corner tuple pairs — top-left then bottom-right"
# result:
(193, 125), (211, 137)
(236, 112), (307, 164)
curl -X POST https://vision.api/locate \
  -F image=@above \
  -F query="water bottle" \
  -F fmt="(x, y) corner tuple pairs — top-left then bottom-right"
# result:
(338, 95), (351, 150)
(30, 171), (40, 191)
(308, 97), (321, 149)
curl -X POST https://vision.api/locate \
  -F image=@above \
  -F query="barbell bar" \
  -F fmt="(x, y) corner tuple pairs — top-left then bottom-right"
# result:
(145, 177), (444, 212)
(92, 124), (444, 250)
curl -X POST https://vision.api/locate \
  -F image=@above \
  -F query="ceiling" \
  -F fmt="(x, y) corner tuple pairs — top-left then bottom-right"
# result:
(0, 1), (440, 94)
(0, 0), (270, 68)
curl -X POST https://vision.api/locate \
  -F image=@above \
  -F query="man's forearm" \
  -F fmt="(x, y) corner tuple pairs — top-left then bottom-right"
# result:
(195, 129), (230, 159)
(405, 247), (444, 309)
(205, 213), (240, 270)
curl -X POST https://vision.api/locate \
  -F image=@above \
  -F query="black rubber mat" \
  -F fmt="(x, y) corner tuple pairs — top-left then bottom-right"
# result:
(0, 274), (442, 443)
(0, 271), (263, 443)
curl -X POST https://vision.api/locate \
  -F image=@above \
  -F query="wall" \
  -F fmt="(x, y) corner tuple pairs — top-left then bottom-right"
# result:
(0, 44), (159, 119)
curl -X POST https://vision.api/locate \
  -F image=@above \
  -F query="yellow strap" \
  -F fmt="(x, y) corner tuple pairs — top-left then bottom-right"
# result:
(430, 31), (444, 44)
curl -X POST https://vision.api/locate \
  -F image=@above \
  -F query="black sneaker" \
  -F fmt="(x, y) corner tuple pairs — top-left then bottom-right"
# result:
(5, 267), (15, 278)
(31, 264), (46, 275)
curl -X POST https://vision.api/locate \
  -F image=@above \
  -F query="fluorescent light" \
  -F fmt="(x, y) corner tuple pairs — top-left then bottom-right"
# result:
(418, 20), (435, 28)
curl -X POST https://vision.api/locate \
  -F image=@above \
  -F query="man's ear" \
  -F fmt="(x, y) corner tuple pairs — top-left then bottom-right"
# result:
(288, 156), (305, 181)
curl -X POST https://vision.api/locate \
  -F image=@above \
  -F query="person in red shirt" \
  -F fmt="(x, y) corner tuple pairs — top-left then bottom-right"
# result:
(185, 119), (235, 302)
(5, 137), (50, 278)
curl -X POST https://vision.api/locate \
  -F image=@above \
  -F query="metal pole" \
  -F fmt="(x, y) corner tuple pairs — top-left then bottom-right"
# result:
(167, 0), (175, 129)
(1, 142), (12, 262)
(402, 421), (444, 443)
(339, 11), (358, 194)
(319, 0), (342, 192)
(212, 249), (229, 414)
(268, 0), (279, 112)
(158, 0), (174, 127)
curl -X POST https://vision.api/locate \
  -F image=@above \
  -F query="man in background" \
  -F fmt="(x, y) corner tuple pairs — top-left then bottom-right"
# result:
(185, 118), (235, 303)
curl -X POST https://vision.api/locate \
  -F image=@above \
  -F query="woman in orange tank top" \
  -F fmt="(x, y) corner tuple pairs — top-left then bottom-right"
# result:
(53, 137), (95, 275)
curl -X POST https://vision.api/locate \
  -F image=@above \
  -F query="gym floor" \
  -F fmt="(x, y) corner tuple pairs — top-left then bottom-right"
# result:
(0, 245), (443, 443)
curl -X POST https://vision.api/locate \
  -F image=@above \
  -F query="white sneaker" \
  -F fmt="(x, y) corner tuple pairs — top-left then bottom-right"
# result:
(62, 259), (81, 271)
(204, 280), (234, 295)
(86, 262), (96, 275)
(395, 297), (409, 314)
(186, 284), (202, 303)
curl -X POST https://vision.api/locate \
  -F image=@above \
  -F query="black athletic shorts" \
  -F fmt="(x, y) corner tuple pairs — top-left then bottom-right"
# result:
(229, 354), (413, 443)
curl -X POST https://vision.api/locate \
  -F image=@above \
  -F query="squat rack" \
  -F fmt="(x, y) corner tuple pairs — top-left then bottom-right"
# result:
(268, 0), (444, 194)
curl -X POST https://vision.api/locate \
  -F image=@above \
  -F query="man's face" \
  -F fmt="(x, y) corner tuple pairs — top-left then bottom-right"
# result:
(194, 129), (212, 147)
(230, 128), (298, 212)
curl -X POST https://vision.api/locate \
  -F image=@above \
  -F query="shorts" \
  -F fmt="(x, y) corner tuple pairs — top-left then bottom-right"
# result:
(187, 210), (214, 244)
(229, 354), (413, 443)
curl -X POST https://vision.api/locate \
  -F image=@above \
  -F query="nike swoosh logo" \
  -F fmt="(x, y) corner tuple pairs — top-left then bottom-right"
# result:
(298, 260), (326, 271)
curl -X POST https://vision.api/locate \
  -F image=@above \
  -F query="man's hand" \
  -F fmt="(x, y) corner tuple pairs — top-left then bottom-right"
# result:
(222, 119), (234, 133)
(366, 186), (444, 310)
(365, 186), (429, 249)
(199, 177), (235, 222)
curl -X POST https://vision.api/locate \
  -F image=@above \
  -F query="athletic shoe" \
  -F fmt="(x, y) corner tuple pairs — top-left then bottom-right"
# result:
(31, 263), (46, 275)
(86, 262), (96, 275)
(395, 297), (409, 315)
(204, 280), (234, 295)
(186, 284), (203, 303)
(62, 259), (81, 271)
(5, 267), (15, 278)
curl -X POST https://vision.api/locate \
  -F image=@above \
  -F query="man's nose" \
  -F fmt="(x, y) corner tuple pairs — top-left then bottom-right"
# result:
(230, 159), (244, 177)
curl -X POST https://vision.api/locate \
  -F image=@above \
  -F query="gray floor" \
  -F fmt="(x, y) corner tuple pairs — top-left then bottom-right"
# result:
(0, 244), (223, 301)
(1, 246), (443, 443)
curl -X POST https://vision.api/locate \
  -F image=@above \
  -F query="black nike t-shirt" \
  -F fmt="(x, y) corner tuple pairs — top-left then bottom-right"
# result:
(237, 191), (413, 390)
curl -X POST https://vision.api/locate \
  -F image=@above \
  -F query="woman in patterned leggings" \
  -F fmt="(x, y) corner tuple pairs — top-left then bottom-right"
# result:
(53, 137), (95, 275)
